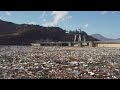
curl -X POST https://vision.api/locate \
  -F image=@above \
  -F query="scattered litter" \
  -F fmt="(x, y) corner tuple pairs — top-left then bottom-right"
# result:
(0, 46), (120, 79)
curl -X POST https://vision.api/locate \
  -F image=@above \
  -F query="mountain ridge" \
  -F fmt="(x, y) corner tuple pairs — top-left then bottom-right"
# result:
(0, 19), (99, 45)
(91, 34), (120, 41)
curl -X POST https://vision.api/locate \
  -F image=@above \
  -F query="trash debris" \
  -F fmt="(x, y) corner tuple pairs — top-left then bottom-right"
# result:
(88, 71), (95, 76)
(0, 46), (120, 79)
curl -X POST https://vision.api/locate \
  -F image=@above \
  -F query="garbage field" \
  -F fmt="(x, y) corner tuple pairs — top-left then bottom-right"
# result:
(0, 46), (120, 79)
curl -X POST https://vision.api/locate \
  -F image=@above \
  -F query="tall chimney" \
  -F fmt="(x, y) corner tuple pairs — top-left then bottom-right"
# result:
(74, 34), (77, 43)
(78, 29), (82, 42)
(83, 35), (86, 42)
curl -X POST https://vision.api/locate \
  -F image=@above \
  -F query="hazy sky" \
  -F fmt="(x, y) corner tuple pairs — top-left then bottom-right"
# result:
(0, 11), (120, 39)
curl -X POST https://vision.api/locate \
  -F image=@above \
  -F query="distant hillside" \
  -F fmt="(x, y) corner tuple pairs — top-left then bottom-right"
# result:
(91, 34), (120, 42)
(0, 19), (99, 45)
(91, 34), (112, 41)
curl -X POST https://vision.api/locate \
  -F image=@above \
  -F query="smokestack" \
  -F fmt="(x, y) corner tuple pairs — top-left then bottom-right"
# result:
(74, 34), (77, 43)
(78, 29), (82, 42)
(78, 35), (81, 42)
(83, 35), (86, 42)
